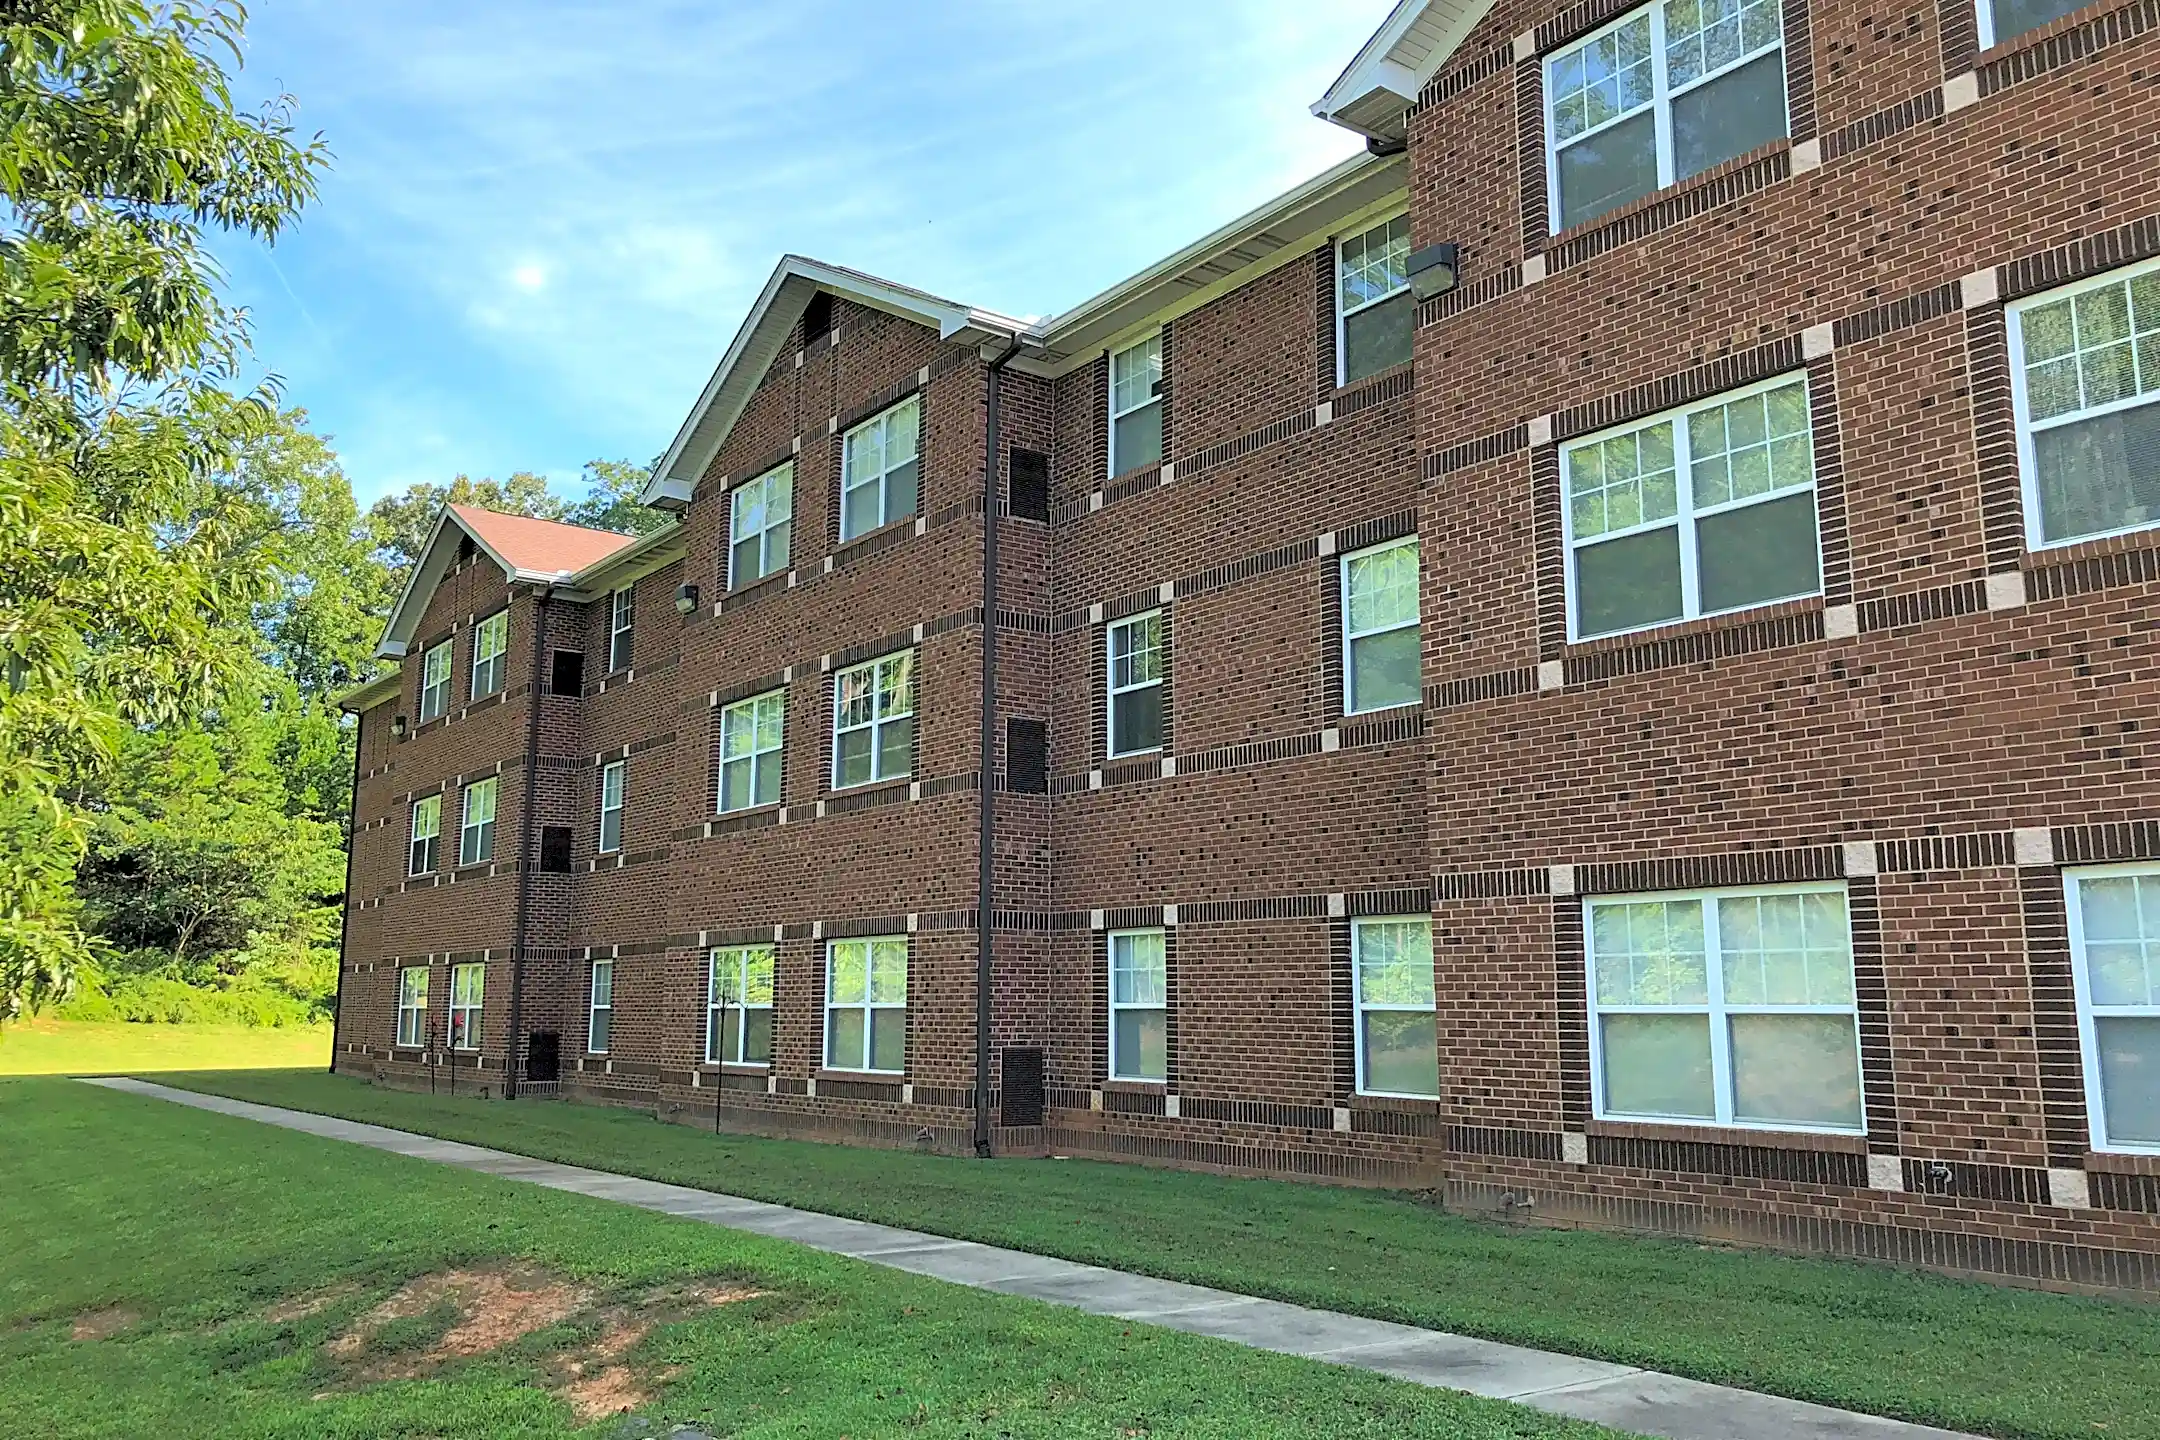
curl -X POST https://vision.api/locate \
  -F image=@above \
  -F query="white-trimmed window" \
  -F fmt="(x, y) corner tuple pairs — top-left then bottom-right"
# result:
(1109, 334), (1163, 475)
(1977, 0), (2089, 48)
(409, 795), (440, 876)
(418, 640), (452, 723)
(825, 937), (905, 1073)
(471, 610), (508, 698)
(840, 394), (919, 541)
(448, 962), (484, 1050)
(1337, 213), (1411, 384)
(598, 760), (625, 854)
(1341, 537), (1420, 713)
(1564, 374), (1819, 640)
(1109, 929), (1167, 1081)
(832, 651), (913, 788)
(1106, 611), (1163, 756)
(1586, 882), (1862, 1132)
(730, 463), (793, 585)
(718, 690), (784, 812)
(1354, 916), (1439, 1098)
(2066, 864), (2160, 1153)
(1545, 0), (1788, 233)
(2008, 259), (2160, 550)
(708, 945), (775, 1065)
(459, 777), (497, 866)
(396, 966), (428, 1048)
(609, 587), (634, 672)
(587, 958), (613, 1055)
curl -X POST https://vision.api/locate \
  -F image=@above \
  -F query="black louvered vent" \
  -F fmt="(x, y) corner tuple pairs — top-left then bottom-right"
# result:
(801, 291), (833, 348)
(539, 826), (574, 873)
(1006, 717), (1047, 794)
(1009, 447), (1050, 522)
(525, 1032), (560, 1083)
(1001, 1047), (1045, 1127)
(549, 649), (584, 696)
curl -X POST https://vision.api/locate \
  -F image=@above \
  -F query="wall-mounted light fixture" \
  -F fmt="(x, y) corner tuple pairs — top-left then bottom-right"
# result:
(674, 583), (700, 615)
(1407, 242), (1461, 302)
(390, 714), (409, 739)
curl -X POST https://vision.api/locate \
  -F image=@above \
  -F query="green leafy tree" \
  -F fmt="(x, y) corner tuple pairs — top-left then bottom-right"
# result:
(364, 471), (565, 582)
(562, 457), (670, 538)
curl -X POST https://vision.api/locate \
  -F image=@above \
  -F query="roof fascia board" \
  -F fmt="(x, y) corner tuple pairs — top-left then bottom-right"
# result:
(1313, 0), (1500, 141)
(555, 524), (688, 599)
(335, 673), (401, 715)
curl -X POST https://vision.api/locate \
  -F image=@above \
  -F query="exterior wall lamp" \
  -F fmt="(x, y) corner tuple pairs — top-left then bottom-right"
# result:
(390, 714), (409, 739)
(674, 583), (700, 614)
(1408, 242), (1461, 302)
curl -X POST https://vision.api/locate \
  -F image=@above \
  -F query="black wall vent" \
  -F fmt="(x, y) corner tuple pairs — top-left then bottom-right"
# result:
(549, 649), (584, 696)
(1009, 447), (1050, 522)
(539, 826), (574, 873)
(801, 291), (833, 348)
(457, 534), (476, 562)
(1006, 717), (1047, 794)
(1001, 1046), (1045, 1127)
(526, 1032), (560, 1083)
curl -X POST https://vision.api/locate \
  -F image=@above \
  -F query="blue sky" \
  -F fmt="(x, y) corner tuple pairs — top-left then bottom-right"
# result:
(218, 1), (1393, 506)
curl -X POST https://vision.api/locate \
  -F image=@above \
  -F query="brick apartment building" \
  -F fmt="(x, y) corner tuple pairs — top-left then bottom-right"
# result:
(334, 0), (2160, 1291)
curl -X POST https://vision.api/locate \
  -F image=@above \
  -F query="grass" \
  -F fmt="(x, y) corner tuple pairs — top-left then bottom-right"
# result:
(0, 1076), (1627, 1440)
(0, 1018), (330, 1076)
(162, 1068), (2160, 1440)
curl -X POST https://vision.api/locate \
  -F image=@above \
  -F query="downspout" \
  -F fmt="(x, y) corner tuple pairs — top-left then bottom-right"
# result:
(328, 703), (366, 1074)
(504, 583), (552, 1099)
(975, 334), (1025, 1157)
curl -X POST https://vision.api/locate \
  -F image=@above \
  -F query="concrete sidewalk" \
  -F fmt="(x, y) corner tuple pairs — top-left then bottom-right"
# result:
(85, 1077), (1977, 1440)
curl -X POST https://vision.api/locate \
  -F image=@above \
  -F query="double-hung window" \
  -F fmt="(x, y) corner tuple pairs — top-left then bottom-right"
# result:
(730, 463), (793, 585)
(418, 640), (452, 723)
(708, 945), (775, 1065)
(1354, 917), (1439, 1097)
(1586, 883), (1862, 1132)
(395, 966), (428, 1048)
(1341, 537), (1420, 713)
(833, 652), (913, 788)
(409, 795), (440, 876)
(718, 690), (784, 812)
(1564, 374), (1819, 639)
(459, 777), (497, 866)
(1978, 0), (2089, 48)
(1546, 0), (1788, 233)
(825, 937), (905, 1073)
(1337, 214), (1411, 384)
(471, 611), (508, 698)
(2065, 864), (2160, 1152)
(587, 959), (613, 1055)
(2008, 260), (2160, 549)
(840, 395), (919, 541)
(1109, 929), (1167, 1081)
(1109, 334), (1163, 475)
(448, 962), (484, 1050)
(598, 760), (625, 854)
(1106, 611), (1163, 756)
(609, 587), (634, 672)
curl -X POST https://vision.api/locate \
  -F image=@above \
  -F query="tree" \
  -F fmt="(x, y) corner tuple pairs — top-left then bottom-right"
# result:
(364, 471), (564, 583)
(562, 457), (670, 538)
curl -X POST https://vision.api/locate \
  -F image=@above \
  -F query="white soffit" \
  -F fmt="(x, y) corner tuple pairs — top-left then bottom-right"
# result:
(1312, 0), (1500, 142)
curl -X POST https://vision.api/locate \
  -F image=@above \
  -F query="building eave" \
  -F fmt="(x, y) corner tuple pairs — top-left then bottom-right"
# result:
(1312, 0), (1502, 142)
(335, 672), (402, 715)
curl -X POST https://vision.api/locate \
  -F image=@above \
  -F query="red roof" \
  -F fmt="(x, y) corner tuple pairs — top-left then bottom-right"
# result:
(449, 504), (639, 577)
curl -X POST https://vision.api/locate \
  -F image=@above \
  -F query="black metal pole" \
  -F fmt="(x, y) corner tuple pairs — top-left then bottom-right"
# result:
(975, 336), (1024, 1158)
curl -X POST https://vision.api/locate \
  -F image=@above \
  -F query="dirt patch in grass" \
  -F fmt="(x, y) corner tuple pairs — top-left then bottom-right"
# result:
(264, 1284), (357, 1324)
(68, 1306), (139, 1341)
(546, 1280), (767, 1423)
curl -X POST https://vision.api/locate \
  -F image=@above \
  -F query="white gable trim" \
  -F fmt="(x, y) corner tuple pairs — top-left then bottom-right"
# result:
(1313, 0), (1502, 142)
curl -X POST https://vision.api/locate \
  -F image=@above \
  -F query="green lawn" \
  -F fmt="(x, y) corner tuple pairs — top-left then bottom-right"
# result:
(161, 1069), (2160, 1440)
(0, 1077), (1625, 1440)
(0, 1019), (330, 1075)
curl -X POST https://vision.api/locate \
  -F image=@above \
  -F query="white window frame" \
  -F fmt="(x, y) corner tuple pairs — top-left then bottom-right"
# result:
(1105, 610), (1164, 758)
(598, 759), (625, 854)
(1334, 211), (1411, 387)
(824, 936), (906, 1075)
(448, 962), (484, 1051)
(1107, 332), (1163, 476)
(1974, 0), (2086, 49)
(840, 394), (920, 541)
(729, 462), (793, 587)
(1561, 372), (1821, 642)
(707, 945), (775, 1067)
(459, 776), (497, 867)
(2006, 256), (2160, 552)
(470, 610), (508, 698)
(1352, 915), (1439, 1099)
(1542, 0), (1789, 236)
(1339, 536), (1421, 715)
(2065, 862), (2160, 1155)
(587, 958), (613, 1055)
(418, 640), (452, 722)
(831, 651), (913, 789)
(408, 794), (440, 876)
(1585, 880), (1864, 1136)
(1108, 928), (1167, 1082)
(717, 689), (785, 813)
(395, 966), (428, 1048)
(608, 587), (634, 672)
